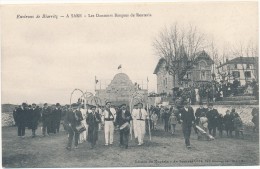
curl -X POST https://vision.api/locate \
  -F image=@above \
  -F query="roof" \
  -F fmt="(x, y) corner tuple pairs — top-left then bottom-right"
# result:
(194, 50), (214, 65)
(217, 57), (258, 68)
(153, 58), (166, 74)
(153, 50), (214, 74)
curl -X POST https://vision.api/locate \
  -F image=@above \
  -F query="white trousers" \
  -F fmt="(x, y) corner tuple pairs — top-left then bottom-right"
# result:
(133, 119), (138, 139)
(136, 120), (146, 144)
(79, 121), (88, 143)
(104, 121), (114, 144)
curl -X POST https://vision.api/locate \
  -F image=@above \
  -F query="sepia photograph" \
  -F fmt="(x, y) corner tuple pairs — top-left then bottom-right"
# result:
(1, 1), (259, 168)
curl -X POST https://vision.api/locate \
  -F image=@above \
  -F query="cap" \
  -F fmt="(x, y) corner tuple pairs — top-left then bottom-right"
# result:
(44, 103), (48, 106)
(56, 103), (60, 106)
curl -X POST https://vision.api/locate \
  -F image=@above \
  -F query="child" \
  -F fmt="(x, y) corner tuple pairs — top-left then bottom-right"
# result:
(151, 112), (158, 130)
(168, 113), (178, 135)
(233, 112), (244, 139)
(218, 114), (225, 138)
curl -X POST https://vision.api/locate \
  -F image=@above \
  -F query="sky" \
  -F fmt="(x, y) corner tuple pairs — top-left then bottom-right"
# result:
(1, 2), (258, 104)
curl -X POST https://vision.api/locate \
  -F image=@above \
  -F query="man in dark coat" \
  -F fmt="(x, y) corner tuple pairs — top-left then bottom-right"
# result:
(179, 101), (195, 149)
(194, 102), (207, 134)
(13, 103), (28, 138)
(206, 103), (220, 137)
(115, 104), (132, 149)
(41, 103), (52, 136)
(86, 105), (101, 149)
(30, 103), (41, 137)
(52, 103), (62, 133)
(64, 104), (83, 151)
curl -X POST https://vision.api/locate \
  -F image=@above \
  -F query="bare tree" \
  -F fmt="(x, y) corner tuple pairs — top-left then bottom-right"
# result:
(153, 23), (205, 86)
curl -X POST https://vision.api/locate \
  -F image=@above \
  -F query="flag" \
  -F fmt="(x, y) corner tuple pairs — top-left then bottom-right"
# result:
(95, 76), (98, 84)
(118, 64), (122, 69)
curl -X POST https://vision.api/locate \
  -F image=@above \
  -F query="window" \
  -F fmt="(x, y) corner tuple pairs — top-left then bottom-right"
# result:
(201, 71), (206, 80)
(234, 64), (237, 69)
(246, 64), (250, 69)
(199, 61), (206, 69)
(232, 71), (240, 78)
(245, 71), (251, 78)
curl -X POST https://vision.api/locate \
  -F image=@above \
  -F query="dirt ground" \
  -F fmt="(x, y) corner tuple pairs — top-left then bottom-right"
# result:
(2, 120), (259, 167)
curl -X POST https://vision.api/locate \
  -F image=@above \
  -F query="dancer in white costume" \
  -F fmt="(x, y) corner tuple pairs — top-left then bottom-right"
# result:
(132, 102), (148, 145)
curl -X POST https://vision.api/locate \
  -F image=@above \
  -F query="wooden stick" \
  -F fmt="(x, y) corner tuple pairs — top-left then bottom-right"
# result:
(147, 104), (152, 141)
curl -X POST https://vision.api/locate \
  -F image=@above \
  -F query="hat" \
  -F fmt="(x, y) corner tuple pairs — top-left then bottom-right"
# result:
(32, 103), (36, 106)
(56, 103), (60, 106)
(44, 103), (48, 106)
(208, 102), (213, 106)
(22, 103), (27, 106)
(71, 103), (79, 108)
(91, 105), (96, 109)
(183, 101), (189, 105)
(121, 104), (127, 107)
(105, 101), (111, 105)
(138, 102), (143, 106)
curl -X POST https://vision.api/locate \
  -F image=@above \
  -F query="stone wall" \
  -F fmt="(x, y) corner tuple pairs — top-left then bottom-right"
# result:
(1, 104), (258, 127)
(2, 112), (15, 127)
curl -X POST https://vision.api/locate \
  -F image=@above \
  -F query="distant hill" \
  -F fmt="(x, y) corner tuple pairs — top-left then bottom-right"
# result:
(1, 104), (18, 113)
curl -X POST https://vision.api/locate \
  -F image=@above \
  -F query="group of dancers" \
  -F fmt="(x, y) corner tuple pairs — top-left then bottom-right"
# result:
(13, 100), (258, 151)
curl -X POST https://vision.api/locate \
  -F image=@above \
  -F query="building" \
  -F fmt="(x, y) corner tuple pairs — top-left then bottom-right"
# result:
(95, 73), (148, 106)
(216, 57), (258, 85)
(153, 50), (214, 95)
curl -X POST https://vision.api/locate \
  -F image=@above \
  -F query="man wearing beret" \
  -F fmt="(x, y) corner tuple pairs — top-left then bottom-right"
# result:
(206, 103), (220, 137)
(102, 101), (117, 146)
(86, 105), (101, 149)
(179, 101), (195, 149)
(115, 104), (132, 149)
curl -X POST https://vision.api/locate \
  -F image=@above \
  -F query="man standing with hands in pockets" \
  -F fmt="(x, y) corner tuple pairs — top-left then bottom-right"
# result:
(103, 101), (116, 146)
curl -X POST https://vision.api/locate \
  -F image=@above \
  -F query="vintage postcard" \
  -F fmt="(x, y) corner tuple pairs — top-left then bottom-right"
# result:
(1, 1), (259, 168)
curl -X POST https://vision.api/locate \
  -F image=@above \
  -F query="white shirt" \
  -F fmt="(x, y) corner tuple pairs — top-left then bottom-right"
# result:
(80, 108), (87, 120)
(132, 108), (148, 120)
(103, 108), (116, 122)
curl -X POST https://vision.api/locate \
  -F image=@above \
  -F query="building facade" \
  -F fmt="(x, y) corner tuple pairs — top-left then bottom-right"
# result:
(95, 73), (148, 106)
(217, 57), (258, 85)
(153, 50), (214, 95)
